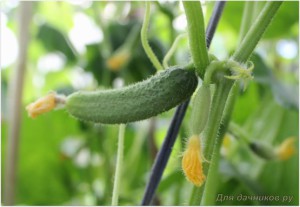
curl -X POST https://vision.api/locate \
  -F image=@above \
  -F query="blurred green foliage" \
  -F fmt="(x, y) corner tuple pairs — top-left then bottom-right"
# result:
(1, 1), (298, 205)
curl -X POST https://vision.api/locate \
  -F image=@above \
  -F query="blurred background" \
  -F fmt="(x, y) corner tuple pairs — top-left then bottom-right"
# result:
(1, 1), (299, 205)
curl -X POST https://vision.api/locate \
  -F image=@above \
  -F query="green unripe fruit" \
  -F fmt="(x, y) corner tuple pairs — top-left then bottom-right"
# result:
(191, 83), (211, 135)
(249, 142), (276, 160)
(66, 67), (198, 124)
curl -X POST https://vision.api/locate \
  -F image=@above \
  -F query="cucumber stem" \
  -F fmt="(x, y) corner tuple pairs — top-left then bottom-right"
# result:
(183, 1), (209, 78)
(189, 79), (234, 205)
(232, 1), (283, 63)
(112, 124), (126, 206)
(238, 2), (255, 44)
(198, 2), (283, 205)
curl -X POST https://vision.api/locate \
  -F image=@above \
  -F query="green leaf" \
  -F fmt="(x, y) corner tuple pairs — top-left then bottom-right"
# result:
(206, 1), (298, 40)
(225, 96), (299, 205)
(251, 53), (299, 110)
(232, 82), (260, 125)
(84, 43), (122, 88)
(257, 109), (299, 205)
(37, 23), (77, 63)
(1, 109), (82, 205)
(37, 2), (74, 33)
(264, 1), (299, 38)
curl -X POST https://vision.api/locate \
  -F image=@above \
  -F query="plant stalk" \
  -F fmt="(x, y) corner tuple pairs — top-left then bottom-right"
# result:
(232, 1), (283, 62)
(111, 124), (126, 206)
(200, 82), (235, 205)
(198, 2), (283, 205)
(238, 2), (255, 44)
(189, 79), (234, 205)
(182, 1), (209, 78)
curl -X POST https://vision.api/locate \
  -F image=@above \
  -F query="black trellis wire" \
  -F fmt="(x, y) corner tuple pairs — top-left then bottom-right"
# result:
(141, 1), (227, 205)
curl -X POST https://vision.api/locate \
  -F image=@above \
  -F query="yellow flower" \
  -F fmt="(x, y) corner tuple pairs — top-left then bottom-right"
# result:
(26, 92), (57, 118)
(276, 137), (297, 160)
(106, 49), (130, 71)
(182, 135), (206, 187)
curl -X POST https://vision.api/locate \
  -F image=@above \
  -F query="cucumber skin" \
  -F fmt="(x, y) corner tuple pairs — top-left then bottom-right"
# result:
(191, 84), (211, 135)
(66, 67), (198, 124)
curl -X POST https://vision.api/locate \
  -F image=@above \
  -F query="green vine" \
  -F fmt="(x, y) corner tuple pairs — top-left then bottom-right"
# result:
(182, 1), (209, 78)
(238, 2), (255, 44)
(141, 2), (164, 71)
(232, 1), (283, 62)
(187, 1), (283, 205)
(112, 124), (126, 206)
(163, 33), (186, 69)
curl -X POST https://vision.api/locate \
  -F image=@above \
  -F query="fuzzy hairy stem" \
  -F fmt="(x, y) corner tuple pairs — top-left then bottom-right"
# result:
(182, 1), (209, 78)
(189, 79), (233, 205)
(232, 1), (283, 62)
(198, 2), (283, 205)
(112, 124), (126, 206)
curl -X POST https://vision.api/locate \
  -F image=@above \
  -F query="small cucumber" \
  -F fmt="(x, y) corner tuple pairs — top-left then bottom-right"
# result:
(191, 83), (211, 135)
(66, 67), (198, 124)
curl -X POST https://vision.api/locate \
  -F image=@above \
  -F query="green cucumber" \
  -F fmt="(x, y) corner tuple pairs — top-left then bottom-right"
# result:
(191, 83), (211, 135)
(66, 67), (198, 124)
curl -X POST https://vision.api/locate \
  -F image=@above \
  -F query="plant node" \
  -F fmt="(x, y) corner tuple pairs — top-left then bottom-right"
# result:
(224, 60), (254, 90)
